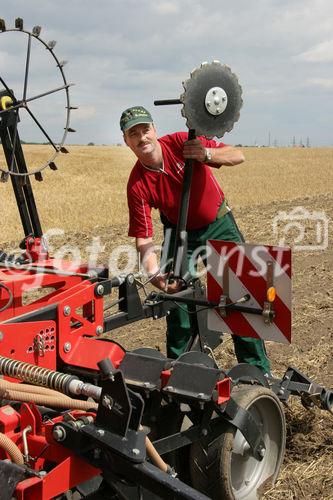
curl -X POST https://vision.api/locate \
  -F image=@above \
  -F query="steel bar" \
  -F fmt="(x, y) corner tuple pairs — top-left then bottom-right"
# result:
(25, 106), (58, 151)
(23, 34), (32, 101)
(0, 262), (93, 279)
(154, 99), (182, 106)
(171, 128), (196, 279)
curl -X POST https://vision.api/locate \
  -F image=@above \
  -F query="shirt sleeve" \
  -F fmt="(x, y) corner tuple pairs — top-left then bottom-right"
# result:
(198, 136), (226, 148)
(127, 182), (153, 238)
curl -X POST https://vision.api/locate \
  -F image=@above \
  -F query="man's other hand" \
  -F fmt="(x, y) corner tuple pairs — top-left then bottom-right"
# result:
(151, 273), (183, 293)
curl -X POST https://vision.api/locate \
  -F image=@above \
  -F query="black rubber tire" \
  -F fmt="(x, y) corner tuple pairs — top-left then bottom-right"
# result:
(189, 385), (286, 500)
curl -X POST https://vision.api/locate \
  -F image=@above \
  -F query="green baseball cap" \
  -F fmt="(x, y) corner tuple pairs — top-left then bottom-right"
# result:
(120, 106), (153, 132)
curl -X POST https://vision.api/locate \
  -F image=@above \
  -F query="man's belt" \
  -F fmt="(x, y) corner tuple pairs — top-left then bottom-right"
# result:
(216, 199), (231, 219)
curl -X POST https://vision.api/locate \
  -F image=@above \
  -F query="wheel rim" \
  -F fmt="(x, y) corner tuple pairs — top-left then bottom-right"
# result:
(230, 392), (285, 499)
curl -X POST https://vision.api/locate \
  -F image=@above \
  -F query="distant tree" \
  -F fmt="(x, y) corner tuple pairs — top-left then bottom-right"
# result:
(87, 142), (95, 146)
(306, 137), (310, 147)
(235, 144), (243, 147)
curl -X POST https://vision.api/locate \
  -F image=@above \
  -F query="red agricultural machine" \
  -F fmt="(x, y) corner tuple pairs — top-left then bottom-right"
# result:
(0, 20), (331, 500)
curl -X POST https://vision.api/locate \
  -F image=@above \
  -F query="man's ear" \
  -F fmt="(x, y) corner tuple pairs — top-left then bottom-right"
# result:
(123, 133), (128, 146)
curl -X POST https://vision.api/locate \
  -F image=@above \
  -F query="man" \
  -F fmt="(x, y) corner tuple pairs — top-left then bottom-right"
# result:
(120, 105), (270, 374)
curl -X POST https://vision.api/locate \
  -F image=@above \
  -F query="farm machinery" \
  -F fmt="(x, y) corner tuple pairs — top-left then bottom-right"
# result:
(0, 20), (331, 500)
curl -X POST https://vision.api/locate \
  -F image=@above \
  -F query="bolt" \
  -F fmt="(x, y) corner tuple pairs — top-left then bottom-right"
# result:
(201, 428), (208, 436)
(278, 388), (285, 396)
(63, 342), (71, 353)
(212, 90), (216, 95)
(153, 314), (158, 320)
(93, 448), (101, 459)
(216, 107), (220, 113)
(97, 429), (105, 437)
(206, 101), (211, 107)
(0, 331), (4, 341)
(53, 426), (66, 442)
(222, 97), (226, 102)
(63, 305), (71, 316)
(96, 284), (104, 296)
(166, 310), (170, 316)
(258, 446), (266, 458)
(132, 448), (140, 455)
(214, 96), (220, 105)
(127, 274), (134, 285)
(167, 386), (174, 392)
(198, 393), (204, 398)
(102, 395), (113, 409)
(96, 325), (104, 335)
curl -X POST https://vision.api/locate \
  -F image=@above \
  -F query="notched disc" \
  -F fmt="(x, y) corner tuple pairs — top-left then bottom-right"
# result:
(181, 61), (243, 138)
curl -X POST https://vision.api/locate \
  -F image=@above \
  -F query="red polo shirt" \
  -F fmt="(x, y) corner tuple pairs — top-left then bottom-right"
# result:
(127, 132), (226, 238)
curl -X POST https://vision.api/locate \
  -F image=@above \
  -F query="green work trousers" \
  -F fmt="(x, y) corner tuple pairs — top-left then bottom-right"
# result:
(161, 209), (271, 374)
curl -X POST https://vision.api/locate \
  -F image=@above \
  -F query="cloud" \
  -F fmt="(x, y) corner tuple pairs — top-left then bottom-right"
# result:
(152, 1), (180, 14)
(1, 0), (333, 145)
(304, 77), (333, 89)
(74, 105), (97, 121)
(295, 39), (333, 62)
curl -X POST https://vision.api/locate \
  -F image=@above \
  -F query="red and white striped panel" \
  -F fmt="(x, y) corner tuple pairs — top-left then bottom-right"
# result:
(207, 241), (292, 344)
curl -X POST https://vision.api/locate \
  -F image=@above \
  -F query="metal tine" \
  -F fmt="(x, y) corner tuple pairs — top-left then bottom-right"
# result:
(59, 147), (69, 154)
(32, 26), (41, 37)
(49, 162), (58, 171)
(48, 40), (57, 49)
(34, 172), (43, 182)
(57, 60), (68, 68)
(0, 171), (9, 182)
(66, 127), (76, 132)
(0, 19), (6, 31)
(15, 18), (23, 30)
(67, 106), (78, 110)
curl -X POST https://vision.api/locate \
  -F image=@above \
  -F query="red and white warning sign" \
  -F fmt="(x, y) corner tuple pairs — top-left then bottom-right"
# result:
(207, 241), (292, 344)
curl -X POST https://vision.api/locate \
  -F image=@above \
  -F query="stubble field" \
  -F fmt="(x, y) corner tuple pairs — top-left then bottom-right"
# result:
(0, 145), (332, 499)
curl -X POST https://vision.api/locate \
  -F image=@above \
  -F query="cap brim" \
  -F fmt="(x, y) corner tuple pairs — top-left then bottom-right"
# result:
(122, 117), (153, 132)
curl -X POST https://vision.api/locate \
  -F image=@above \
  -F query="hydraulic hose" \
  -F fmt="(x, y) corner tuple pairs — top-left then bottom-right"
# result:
(0, 432), (24, 465)
(0, 388), (98, 411)
(0, 379), (72, 398)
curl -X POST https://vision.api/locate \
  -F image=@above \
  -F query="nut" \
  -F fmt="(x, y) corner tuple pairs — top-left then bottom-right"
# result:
(63, 342), (71, 353)
(96, 284), (104, 296)
(63, 305), (71, 316)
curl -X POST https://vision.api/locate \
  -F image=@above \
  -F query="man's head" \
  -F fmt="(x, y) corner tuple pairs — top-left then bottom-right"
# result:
(120, 106), (159, 160)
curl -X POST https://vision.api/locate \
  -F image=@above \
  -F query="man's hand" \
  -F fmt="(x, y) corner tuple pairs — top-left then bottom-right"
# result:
(183, 139), (206, 162)
(151, 273), (183, 293)
(183, 140), (245, 167)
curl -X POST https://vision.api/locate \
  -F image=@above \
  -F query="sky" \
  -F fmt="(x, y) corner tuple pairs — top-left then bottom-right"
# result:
(1, 0), (333, 146)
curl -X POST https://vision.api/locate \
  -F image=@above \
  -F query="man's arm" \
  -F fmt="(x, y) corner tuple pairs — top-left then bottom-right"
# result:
(136, 237), (180, 292)
(183, 139), (245, 167)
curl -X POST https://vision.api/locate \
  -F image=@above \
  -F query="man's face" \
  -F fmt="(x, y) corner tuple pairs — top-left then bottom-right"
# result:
(124, 123), (158, 159)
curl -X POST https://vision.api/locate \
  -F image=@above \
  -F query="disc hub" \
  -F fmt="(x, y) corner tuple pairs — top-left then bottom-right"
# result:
(205, 86), (228, 115)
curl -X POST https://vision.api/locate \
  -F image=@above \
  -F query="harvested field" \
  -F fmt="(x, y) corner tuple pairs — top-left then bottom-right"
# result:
(0, 145), (332, 499)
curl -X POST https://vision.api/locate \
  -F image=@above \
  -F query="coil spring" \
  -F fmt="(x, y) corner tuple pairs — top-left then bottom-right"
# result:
(0, 356), (75, 394)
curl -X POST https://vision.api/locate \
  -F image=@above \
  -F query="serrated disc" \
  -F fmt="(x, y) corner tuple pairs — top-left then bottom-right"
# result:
(180, 61), (243, 137)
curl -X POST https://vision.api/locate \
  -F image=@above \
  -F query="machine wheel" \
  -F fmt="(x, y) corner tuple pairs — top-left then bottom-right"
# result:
(190, 385), (286, 500)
